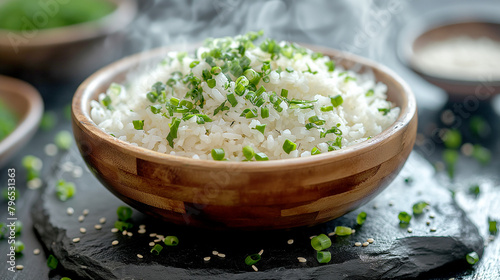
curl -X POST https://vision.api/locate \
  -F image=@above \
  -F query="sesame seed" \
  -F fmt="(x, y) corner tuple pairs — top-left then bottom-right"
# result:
(72, 237), (80, 243)
(82, 209), (89, 216)
(136, 254), (143, 259)
(461, 143), (474, 156)
(99, 217), (106, 224)
(72, 167), (83, 178)
(33, 249), (40, 255)
(149, 242), (155, 247)
(44, 144), (58, 156)
(252, 265), (258, 272)
(112, 240), (119, 246)
(407, 228), (413, 233)
(27, 178), (42, 190)
(122, 230), (128, 236)
(327, 232), (335, 236)
(139, 224), (146, 229)
(309, 235), (317, 239)
(258, 249), (264, 255)
(287, 239), (294, 244)
(66, 207), (74, 215)
(78, 215), (85, 222)
(354, 242), (362, 247)
(138, 229), (146, 234)
(367, 238), (374, 243)
(149, 233), (157, 237)
(449, 278), (456, 280)
(62, 161), (73, 171)
(154, 239), (161, 243)
(80, 227), (86, 234)
(16, 265), (24, 270)
(212, 250), (218, 255)
(204, 256), (211, 261)
(218, 253), (226, 258)
(430, 228), (437, 232)
(156, 235), (164, 240)
(297, 257), (307, 263)
(351, 229), (356, 234)
(111, 228), (119, 233)
(362, 242), (369, 247)
(94, 224), (102, 230)
(127, 232), (133, 237)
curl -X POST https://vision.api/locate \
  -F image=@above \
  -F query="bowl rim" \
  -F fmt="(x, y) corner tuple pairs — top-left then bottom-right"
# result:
(0, 0), (137, 48)
(0, 75), (44, 166)
(73, 44), (416, 171)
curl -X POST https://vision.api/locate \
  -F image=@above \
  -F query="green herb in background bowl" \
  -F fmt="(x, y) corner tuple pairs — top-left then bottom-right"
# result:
(0, 98), (17, 141)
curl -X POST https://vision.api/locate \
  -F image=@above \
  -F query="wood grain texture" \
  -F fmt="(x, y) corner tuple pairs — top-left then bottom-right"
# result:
(72, 45), (418, 230)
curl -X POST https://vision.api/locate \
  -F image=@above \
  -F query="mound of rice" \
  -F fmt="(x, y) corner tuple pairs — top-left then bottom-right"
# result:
(90, 32), (399, 161)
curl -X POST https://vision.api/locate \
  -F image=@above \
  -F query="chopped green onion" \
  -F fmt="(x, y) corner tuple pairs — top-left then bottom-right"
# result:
(285, 67), (294, 73)
(398, 211), (412, 224)
(40, 112), (57, 131)
(283, 139), (297, 154)
(469, 184), (480, 197)
(243, 145), (254, 160)
(357, 212), (367, 225)
(170, 97), (180, 106)
(114, 221), (133, 231)
(244, 108), (258, 119)
(146, 92), (158, 103)
(14, 221), (22, 235)
(61, 278), (72, 280)
(466, 251), (479, 265)
(378, 108), (391, 115)
(308, 116), (325, 125)
(213, 101), (229, 116)
(132, 120), (145, 130)
(311, 52), (323, 60)
(254, 124), (266, 135)
(164, 236), (179, 246)
(245, 254), (261, 266)
(55, 130), (73, 150)
(117, 206), (133, 221)
(325, 61), (335, 72)
(177, 52), (187, 62)
(257, 107), (268, 119)
(311, 147), (321, 155)
(22, 155), (42, 171)
(47, 254), (59, 269)
(150, 105), (162, 114)
(488, 217), (498, 235)
(365, 89), (374, 97)
(152, 81), (166, 95)
(472, 145), (491, 165)
(55, 180), (76, 201)
(211, 66), (222, 75)
(442, 129), (462, 149)
(281, 89), (288, 98)
(311, 234), (332, 251)
(179, 100), (194, 109)
(255, 152), (269, 161)
(316, 251), (331, 264)
(166, 118), (181, 148)
(151, 244), (163, 255)
(344, 76), (357, 83)
(189, 61), (200, 68)
(469, 116), (489, 138)
(334, 226), (352, 236)
(412, 201), (429, 215)
(207, 79), (216, 88)
(211, 148), (225, 161)
(227, 93), (238, 107)
(243, 69), (260, 85)
(255, 86), (266, 96)
(14, 240), (24, 253)
(443, 149), (459, 179)
(330, 95), (343, 107)
(101, 95), (112, 108)
(320, 105), (333, 112)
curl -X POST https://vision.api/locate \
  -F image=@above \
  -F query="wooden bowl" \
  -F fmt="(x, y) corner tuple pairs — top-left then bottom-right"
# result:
(72, 45), (417, 230)
(0, 75), (43, 167)
(0, 0), (136, 80)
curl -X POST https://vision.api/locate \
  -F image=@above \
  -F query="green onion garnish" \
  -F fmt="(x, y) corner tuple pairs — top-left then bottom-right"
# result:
(254, 124), (266, 135)
(55, 179), (76, 201)
(334, 226), (352, 236)
(117, 206), (133, 221)
(311, 147), (321, 155)
(243, 145), (254, 160)
(280, 89), (288, 98)
(114, 221), (133, 231)
(55, 130), (73, 150)
(365, 89), (374, 97)
(164, 236), (179, 246)
(22, 155), (42, 171)
(356, 212), (367, 225)
(14, 240), (24, 253)
(211, 66), (222, 75)
(466, 251), (479, 265)
(211, 148), (225, 161)
(243, 69), (260, 85)
(398, 211), (412, 224)
(378, 108), (391, 115)
(227, 93), (238, 107)
(166, 118), (181, 148)
(472, 145), (491, 165)
(443, 149), (459, 179)
(133, 120), (144, 130)
(308, 116), (325, 125)
(325, 61), (335, 72)
(320, 105), (333, 112)
(344, 76), (357, 83)
(316, 251), (331, 264)
(285, 67), (294, 73)
(40, 112), (56, 131)
(283, 139), (297, 154)
(330, 95), (343, 107)
(261, 106), (269, 118)
(255, 152), (269, 161)
(488, 217), (498, 235)
(101, 95), (112, 108)
(255, 86), (266, 96)
(443, 129), (462, 149)
(151, 244), (163, 255)
(245, 254), (261, 266)
(47, 254), (59, 269)
(207, 79), (216, 88)
(311, 234), (332, 251)
(244, 108), (258, 119)
(412, 201), (429, 215)
(146, 92), (158, 103)
(14, 221), (22, 235)
(189, 61), (200, 68)
(150, 105), (162, 114)
(469, 184), (480, 197)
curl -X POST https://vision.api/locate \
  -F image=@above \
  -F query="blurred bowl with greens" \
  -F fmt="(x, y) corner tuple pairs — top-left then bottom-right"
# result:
(0, 0), (136, 80)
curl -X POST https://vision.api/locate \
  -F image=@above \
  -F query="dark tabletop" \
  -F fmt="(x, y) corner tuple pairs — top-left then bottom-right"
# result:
(1, 0), (499, 279)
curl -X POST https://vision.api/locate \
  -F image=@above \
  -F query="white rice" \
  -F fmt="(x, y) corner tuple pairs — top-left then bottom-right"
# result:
(90, 34), (399, 161)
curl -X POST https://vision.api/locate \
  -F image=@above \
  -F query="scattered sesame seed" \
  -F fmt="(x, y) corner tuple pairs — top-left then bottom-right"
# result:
(67, 207), (74, 215)
(362, 242), (369, 247)
(309, 235), (317, 240)
(218, 253), (226, 258)
(62, 161), (73, 172)
(252, 265), (258, 272)
(82, 209), (89, 216)
(99, 217), (106, 224)
(258, 249), (264, 255)
(78, 215), (85, 222)
(44, 144), (58, 156)
(122, 230), (128, 236)
(154, 239), (161, 243)
(204, 256), (211, 261)
(156, 235), (164, 240)
(461, 143), (474, 156)
(139, 224), (146, 229)
(149, 242), (155, 247)
(407, 228), (413, 233)
(94, 224), (102, 230)
(426, 221), (431, 226)
(112, 240), (119, 246)
(430, 228), (437, 232)
(137, 254), (143, 259)
(367, 238), (374, 243)
(27, 178), (42, 190)
(138, 229), (146, 234)
(72, 166), (83, 178)
(149, 233), (157, 237)
(80, 227), (86, 234)
(351, 229), (356, 234)
(287, 239), (294, 245)
(297, 257), (307, 263)
(15, 265), (24, 270)
(327, 232), (335, 237)
(111, 228), (119, 233)
(72, 237), (80, 243)
(127, 232), (133, 237)
(212, 250), (218, 255)
(354, 242), (362, 247)
(33, 249), (40, 255)
(449, 278), (456, 280)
